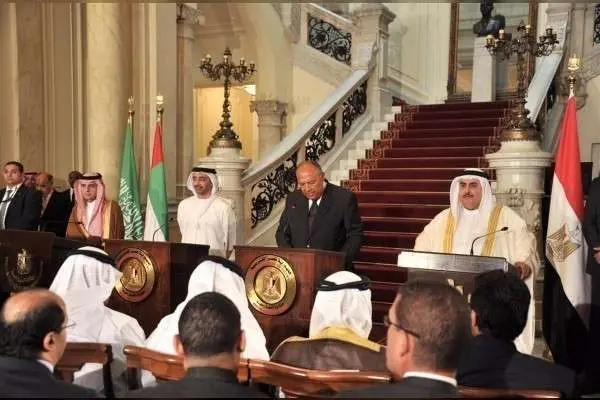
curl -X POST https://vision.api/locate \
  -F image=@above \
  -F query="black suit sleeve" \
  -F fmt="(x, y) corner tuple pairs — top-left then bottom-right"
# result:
(341, 191), (362, 268)
(17, 188), (42, 231)
(276, 194), (293, 247)
(584, 178), (600, 248)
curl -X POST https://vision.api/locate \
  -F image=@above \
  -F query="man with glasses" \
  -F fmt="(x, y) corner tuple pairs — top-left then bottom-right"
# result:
(0, 289), (97, 397)
(341, 280), (471, 398)
(276, 161), (362, 270)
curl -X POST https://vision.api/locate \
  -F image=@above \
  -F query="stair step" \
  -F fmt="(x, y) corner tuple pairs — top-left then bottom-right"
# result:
(408, 101), (511, 112)
(355, 246), (405, 264)
(352, 168), (480, 180)
(345, 179), (452, 192)
(369, 322), (387, 345)
(361, 157), (486, 169)
(362, 217), (430, 233)
(355, 261), (407, 282)
(355, 191), (449, 205)
(373, 301), (393, 324)
(389, 127), (496, 139)
(358, 203), (446, 218)
(404, 109), (507, 121)
(370, 145), (488, 158)
(379, 136), (496, 147)
(363, 231), (417, 248)
(396, 117), (504, 129)
(370, 281), (402, 303)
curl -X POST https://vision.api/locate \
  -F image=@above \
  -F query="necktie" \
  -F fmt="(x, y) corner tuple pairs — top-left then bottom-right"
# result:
(0, 189), (13, 230)
(308, 201), (318, 232)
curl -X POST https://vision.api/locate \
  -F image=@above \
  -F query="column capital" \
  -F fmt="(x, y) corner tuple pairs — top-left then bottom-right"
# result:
(250, 99), (287, 116)
(177, 4), (205, 27)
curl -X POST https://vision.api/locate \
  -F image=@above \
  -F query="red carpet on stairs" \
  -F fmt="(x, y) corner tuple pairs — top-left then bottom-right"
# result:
(341, 100), (513, 343)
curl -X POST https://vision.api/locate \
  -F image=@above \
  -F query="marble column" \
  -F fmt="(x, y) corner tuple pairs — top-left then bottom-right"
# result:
(249, 100), (287, 159)
(85, 3), (128, 200)
(176, 4), (204, 199)
(0, 3), (19, 165)
(471, 36), (496, 102)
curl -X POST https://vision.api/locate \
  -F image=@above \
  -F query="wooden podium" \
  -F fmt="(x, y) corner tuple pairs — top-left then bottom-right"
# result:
(235, 246), (344, 351)
(104, 240), (209, 335)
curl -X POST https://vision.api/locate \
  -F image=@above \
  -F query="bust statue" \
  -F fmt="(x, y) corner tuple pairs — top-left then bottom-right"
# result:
(472, 0), (506, 37)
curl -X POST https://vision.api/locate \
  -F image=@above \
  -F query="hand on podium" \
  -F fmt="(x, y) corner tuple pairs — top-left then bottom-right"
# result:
(513, 262), (532, 280)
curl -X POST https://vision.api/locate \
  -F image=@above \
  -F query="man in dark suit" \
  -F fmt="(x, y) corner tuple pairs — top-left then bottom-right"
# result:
(66, 170), (83, 207)
(0, 161), (42, 231)
(36, 172), (71, 237)
(276, 161), (362, 270)
(457, 270), (577, 397)
(584, 176), (600, 392)
(128, 292), (266, 398)
(0, 289), (97, 397)
(341, 280), (471, 398)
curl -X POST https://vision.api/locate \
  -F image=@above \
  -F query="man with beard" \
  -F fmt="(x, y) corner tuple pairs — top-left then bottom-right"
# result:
(177, 167), (236, 258)
(414, 168), (539, 355)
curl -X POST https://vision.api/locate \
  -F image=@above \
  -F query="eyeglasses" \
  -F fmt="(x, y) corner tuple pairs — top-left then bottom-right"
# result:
(383, 315), (421, 339)
(58, 322), (76, 332)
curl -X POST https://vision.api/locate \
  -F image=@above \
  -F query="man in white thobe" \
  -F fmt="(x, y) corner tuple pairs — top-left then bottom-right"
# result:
(177, 167), (236, 258)
(49, 246), (146, 395)
(143, 256), (269, 386)
(414, 168), (539, 355)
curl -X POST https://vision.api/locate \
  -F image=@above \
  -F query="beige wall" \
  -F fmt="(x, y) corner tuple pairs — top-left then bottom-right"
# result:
(194, 86), (255, 160)
(290, 65), (336, 131)
(576, 75), (600, 163)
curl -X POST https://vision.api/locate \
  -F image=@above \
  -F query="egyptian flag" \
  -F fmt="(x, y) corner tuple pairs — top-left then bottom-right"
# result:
(543, 95), (590, 371)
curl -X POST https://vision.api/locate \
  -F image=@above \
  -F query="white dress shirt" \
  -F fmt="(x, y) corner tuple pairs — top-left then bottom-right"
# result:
(403, 371), (457, 386)
(37, 359), (54, 373)
(1, 183), (22, 227)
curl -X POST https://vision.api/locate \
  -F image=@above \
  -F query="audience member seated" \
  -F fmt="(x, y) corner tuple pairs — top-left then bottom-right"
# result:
(127, 292), (266, 398)
(49, 246), (146, 394)
(271, 271), (386, 371)
(340, 280), (471, 398)
(457, 270), (577, 397)
(144, 256), (269, 386)
(0, 289), (97, 398)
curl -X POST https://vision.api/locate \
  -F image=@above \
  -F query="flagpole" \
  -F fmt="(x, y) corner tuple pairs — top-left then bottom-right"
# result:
(567, 54), (581, 98)
(156, 94), (164, 128)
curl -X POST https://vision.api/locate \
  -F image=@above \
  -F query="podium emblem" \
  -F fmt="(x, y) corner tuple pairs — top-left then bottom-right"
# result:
(114, 248), (156, 303)
(5, 248), (42, 291)
(245, 254), (297, 315)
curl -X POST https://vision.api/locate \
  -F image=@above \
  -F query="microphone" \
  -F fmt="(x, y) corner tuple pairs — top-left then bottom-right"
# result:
(469, 226), (508, 256)
(152, 221), (170, 241)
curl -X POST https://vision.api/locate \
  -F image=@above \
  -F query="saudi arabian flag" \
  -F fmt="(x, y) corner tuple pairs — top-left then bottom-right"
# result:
(143, 119), (169, 241)
(118, 115), (144, 240)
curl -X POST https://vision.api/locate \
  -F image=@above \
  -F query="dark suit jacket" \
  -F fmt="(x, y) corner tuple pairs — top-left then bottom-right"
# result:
(0, 185), (42, 231)
(457, 334), (577, 397)
(275, 183), (362, 269)
(339, 376), (459, 398)
(40, 190), (71, 237)
(0, 356), (98, 398)
(127, 367), (267, 398)
(584, 177), (600, 276)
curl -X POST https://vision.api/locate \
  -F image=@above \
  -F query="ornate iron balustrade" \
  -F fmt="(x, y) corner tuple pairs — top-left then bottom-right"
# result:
(307, 14), (352, 65)
(305, 114), (336, 161)
(595, 4), (600, 45)
(250, 151), (298, 228)
(342, 81), (367, 135)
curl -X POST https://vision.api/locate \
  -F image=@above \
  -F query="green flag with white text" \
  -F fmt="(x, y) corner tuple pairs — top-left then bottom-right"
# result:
(118, 114), (144, 240)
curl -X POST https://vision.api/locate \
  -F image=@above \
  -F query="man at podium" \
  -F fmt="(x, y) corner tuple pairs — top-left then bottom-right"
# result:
(276, 161), (362, 270)
(66, 172), (124, 240)
(414, 168), (539, 355)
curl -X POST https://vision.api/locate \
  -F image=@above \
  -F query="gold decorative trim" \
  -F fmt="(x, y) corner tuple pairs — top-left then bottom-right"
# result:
(114, 247), (156, 303)
(482, 205), (503, 256)
(443, 213), (456, 253)
(245, 254), (297, 316)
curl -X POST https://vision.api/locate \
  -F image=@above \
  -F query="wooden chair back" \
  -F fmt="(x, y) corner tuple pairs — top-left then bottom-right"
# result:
(459, 386), (561, 398)
(54, 342), (114, 398)
(122, 345), (250, 390)
(246, 359), (391, 398)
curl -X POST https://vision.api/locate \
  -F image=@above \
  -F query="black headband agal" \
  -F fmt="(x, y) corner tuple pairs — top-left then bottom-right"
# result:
(191, 167), (217, 175)
(66, 248), (116, 267)
(198, 255), (244, 278)
(316, 276), (370, 292)
(455, 169), (489, 180)
(79, 173), (103, 180)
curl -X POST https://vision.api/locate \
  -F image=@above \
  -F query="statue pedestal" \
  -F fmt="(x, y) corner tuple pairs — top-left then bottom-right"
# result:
(471, 36), (496, 102)
(197, 147), (251, 246)
(485, 141), (552, 259)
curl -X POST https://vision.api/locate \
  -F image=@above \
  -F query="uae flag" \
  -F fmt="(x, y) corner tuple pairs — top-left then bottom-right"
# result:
(543, 95), (590, 371)
(143, 118), (169, 241)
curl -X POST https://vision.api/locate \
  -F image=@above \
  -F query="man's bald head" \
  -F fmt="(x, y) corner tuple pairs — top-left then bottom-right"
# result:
(296, 160), (326, 201)
(0, 289), (67, 363)
(35, 173), (54, 197)
(2, 289), (64, 324)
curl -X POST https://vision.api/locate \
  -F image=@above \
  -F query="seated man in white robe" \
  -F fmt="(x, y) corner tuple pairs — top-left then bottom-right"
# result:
(414, 168), (540, 354)
(177, 167), (236, 258)
(143, 256), (269, 386)
(271, 271), (386, 372)
(49, 246), (146, 395)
